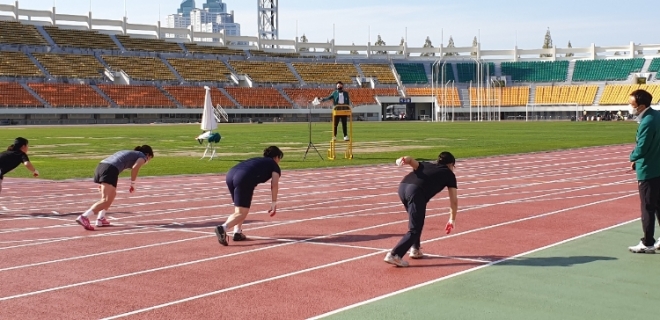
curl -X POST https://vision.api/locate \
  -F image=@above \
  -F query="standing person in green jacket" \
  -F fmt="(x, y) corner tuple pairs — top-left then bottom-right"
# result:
(319, 81), (351, 141)
(628, 89), (660, 253)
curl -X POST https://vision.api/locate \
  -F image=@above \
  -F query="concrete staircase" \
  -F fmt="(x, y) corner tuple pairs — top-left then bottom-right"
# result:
(34, 26), (58, 48)
(157, 85), (183, 108)
(90, 84), (118, 108)
(20, 83), (51, 108)
(218, 87), (241, 108)
(286, 62), (305, 85)
(277, 87), (297, 108)
(25, 52), (51, 78)
(160, 57), (185, 83)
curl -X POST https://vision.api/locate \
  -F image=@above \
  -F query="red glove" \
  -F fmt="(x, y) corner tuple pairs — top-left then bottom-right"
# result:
(445, 220), (455, 234)
(268, 201), (277, 217)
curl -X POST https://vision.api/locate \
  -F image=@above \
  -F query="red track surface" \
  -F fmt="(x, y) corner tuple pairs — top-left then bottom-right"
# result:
(0, 145), (640, 319)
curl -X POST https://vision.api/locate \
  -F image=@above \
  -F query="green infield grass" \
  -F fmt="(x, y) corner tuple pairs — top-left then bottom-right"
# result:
(0, 121), (636, 180)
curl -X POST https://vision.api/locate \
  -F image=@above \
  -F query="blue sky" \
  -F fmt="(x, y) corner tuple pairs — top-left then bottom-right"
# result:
(2, 0), (657, 50)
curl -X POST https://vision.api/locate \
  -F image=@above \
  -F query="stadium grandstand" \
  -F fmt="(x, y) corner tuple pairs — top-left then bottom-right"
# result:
(1, 2), (660, 125)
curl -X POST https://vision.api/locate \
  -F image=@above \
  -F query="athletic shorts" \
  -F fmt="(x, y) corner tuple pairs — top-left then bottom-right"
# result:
(226, 169), (256, 208)
(94, 163), (120, 188)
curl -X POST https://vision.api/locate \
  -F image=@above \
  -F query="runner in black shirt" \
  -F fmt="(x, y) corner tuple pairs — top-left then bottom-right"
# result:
(0, 137), (39, 194)
(215, 146), (283, 246)
(384, 151), (458, 267)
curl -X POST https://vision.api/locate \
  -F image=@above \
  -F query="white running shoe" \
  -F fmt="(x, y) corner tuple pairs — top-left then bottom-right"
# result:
(384, 252), (409, 267)
(343, 136), (349, 141)
(654, 238), (660, 250)
(628, 241), (656, 254)
(409, 248), (424, 259)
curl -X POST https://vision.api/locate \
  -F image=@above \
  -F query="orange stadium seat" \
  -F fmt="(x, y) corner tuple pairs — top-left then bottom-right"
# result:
(404, 87), (461, 107)
(163, 86), (236, 108)
(283, 88), (334, 107)
(534, 85), (598, 105)
(0, 82), (43, 107)
(469, 87), (529, 106)
(224, 87), (291, 108)
(28, 83), (110, 107)
(348, 88), (400, 105)
(97, 85), (175, 108)
(599, 84), (660, 105)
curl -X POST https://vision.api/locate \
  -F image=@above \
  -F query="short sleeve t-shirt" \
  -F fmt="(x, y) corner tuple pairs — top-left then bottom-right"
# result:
(400, 161), (457, 201)
(100, 150), (147, 173)
(0, 150), (30, 179)
(230, 157), (281, 185)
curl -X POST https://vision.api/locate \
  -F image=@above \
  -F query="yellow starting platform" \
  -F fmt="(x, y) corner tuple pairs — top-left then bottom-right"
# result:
(328, 104), (353, 160)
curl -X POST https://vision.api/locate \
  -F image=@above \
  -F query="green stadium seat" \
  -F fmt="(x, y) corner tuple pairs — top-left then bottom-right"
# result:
(394, 63), (428, 84)
(501, 61), (568, 82)
(455, 62), (495, 83)
(572, 58), (644, 81)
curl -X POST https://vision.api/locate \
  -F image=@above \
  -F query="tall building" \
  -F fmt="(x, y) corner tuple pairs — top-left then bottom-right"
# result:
(165, 0), (241, 43)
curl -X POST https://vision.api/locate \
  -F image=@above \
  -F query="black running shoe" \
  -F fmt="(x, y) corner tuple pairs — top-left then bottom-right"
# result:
(233, 232), (247, 241)
(215, 226), (228, 246)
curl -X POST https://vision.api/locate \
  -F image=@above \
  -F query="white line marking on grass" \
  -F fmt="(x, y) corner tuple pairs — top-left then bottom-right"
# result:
(308, 218), (640, 319)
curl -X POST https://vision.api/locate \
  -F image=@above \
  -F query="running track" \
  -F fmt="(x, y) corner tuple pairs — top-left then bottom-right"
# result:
(0, 145), (641, 319)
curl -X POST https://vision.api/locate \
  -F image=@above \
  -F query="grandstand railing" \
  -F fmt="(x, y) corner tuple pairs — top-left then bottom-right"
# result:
(2, 2), (660, 59)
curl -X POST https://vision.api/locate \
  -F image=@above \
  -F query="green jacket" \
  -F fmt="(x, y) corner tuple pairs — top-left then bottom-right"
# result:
(321, 90), (351, 106)
(630, 107), (660, 181)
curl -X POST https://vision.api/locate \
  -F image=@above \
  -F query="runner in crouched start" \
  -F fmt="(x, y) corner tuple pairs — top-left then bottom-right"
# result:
(215, 146), (283, 245)
(385, 151), (459, 267)
(0, 137), (39, 194)
(75, 145), (154, 231)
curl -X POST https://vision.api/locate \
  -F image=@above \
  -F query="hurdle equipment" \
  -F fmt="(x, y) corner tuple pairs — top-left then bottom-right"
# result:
(327, 104), (353, 160)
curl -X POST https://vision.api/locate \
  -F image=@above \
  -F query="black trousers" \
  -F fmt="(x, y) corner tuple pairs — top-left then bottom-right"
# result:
(392, 183), (427, 258)
(638, 176), (660, 246)
(333, 116), (348, 137)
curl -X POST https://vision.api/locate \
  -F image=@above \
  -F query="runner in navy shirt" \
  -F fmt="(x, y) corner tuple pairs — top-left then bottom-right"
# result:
(385, 151), (459, 267)
(215, 146), (283, 245)
(0, 137), (40, 194)
(75, 145), (154, 231)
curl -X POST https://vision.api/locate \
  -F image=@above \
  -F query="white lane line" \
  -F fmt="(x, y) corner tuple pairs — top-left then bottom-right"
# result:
(308, 218), (639, 319)
(104, 205), (637, 320)
(0, 235), (212, 272)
